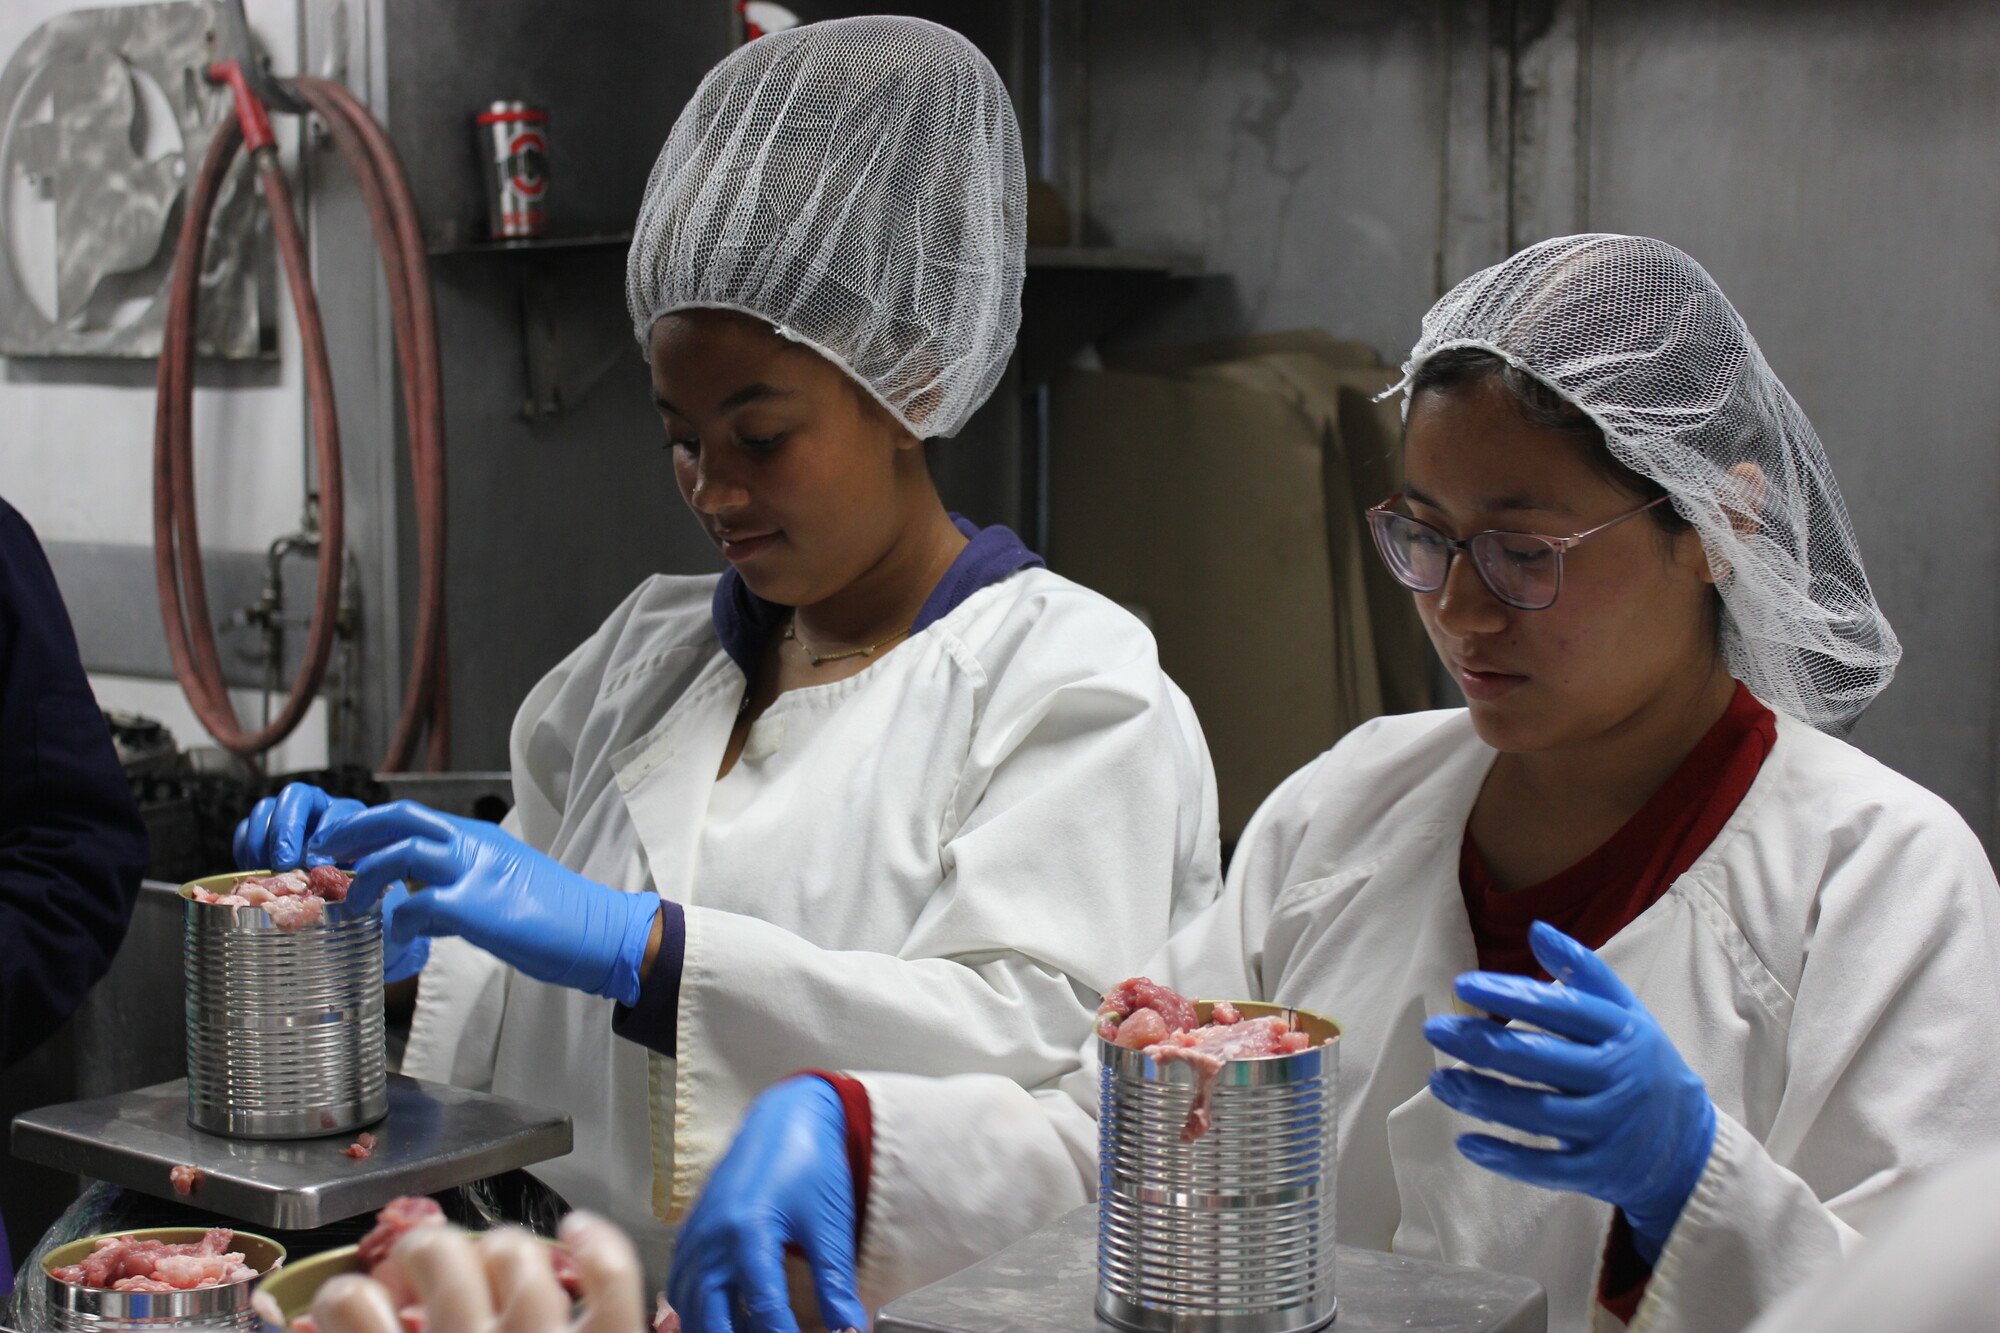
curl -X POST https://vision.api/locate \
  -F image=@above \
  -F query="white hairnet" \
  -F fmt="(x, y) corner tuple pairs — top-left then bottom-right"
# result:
(1391, 233), (1899, 732)
(626, 16), (1026, 440)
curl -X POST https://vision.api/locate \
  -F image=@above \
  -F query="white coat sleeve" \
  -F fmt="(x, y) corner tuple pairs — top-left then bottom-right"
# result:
(851, 1070), (1098, 1310)
(835, 752), (1332, 1308)
(671, 629), (1219, 1205)
(1740, 1142), (2000, 1333)
(1633, 797), (2000, 1333)
(397, 808), (522, 1089)
(402, 595), (620, 1089)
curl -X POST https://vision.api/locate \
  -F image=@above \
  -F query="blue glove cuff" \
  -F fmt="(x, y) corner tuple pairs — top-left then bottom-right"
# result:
(1624, 1097), (1718, 1263)
(596, 891), (663, 1008)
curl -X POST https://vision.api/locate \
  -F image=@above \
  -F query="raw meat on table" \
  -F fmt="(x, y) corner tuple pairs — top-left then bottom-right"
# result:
(51, 1229), (258, 1291)
(340, 1132), (377, 1160)
(169, 1164), (203, 1196)
(1097, 978), (1318, 1142)
(190, 868), (353, 933)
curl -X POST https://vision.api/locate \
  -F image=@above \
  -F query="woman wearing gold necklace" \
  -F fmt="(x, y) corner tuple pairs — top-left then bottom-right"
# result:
(234, 16), (1220, 1286)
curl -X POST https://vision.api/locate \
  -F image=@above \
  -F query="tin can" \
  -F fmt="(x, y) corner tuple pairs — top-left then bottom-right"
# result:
(182, 871), (387, 1140)
(1096, 1002), (1342, 1333)
(42, 1228), (285, 1333)
(477, 102), (549, 239)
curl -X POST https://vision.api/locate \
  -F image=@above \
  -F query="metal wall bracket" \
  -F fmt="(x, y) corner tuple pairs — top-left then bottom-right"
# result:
(429, 231), (631, 421)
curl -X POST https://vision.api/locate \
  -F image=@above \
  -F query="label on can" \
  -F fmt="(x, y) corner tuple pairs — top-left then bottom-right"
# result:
(478, 103), (549, 239)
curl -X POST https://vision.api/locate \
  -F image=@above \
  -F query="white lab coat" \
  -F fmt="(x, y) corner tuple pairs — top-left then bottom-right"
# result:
(1741, 1139), (2000, 1333)
(853, 706), (2000, 1330)
(401, 569), (1220, 1284)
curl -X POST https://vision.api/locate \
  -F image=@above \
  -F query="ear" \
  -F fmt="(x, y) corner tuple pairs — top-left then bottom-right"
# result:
(1724, 462), (1767, 536)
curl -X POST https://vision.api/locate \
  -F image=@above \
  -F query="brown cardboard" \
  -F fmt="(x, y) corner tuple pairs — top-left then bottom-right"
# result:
(1047, 334), (1434, 841)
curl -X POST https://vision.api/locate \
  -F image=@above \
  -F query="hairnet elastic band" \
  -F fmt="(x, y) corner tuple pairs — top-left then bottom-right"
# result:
(642, 303), (939, 442)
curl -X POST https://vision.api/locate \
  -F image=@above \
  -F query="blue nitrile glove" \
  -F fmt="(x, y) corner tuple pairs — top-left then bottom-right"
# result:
(1422, 920), (1717, 1266)
(670, 1076), (867, 1333)
(308, 801), (660, 1006)
(233, 782), (365, 871)
(377, 884), (431, 983)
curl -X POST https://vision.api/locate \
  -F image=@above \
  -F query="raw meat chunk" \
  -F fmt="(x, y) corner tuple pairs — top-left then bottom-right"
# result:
(111, 1276), (180, 1293)
(50, 1230), (257, 1290)
(1110, 1008), (1170, 1050)
(550, 1244), (583, 1299)
(308, 864), (352, 900)
(1094, 976), (1198, 1043)
(1146, 1017), (1314, 1141)
(341, 1132), (377, 1160)
(190, 867), (354, 932)
(169, 1164), (203, 1196)
(153, 1251), (255, 1287)
(261, 893), (326, 932)
(357, 1196), (446, 1269)
(1096, 978), (1321, 1142)
(653, 1295), (682, 1333)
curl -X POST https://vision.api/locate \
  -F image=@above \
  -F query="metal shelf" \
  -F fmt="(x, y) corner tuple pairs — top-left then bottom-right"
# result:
(427, 232), (632, 258)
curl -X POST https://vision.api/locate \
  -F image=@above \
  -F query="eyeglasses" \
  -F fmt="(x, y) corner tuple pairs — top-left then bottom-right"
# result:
(1365, 492), (1671, 611)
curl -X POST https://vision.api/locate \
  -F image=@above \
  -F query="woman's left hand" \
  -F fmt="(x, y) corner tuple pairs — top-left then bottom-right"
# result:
(310, 802), (661, 1006)
(1422, 920), (1717, 1264)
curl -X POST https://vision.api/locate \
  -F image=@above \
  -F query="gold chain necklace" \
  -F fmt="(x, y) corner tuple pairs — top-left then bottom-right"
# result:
(783, 619), (912, 666)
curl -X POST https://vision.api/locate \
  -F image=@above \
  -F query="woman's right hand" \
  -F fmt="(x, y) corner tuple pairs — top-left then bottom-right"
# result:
(308, 1213), (648, 1333)
(233, 782), (365, 871)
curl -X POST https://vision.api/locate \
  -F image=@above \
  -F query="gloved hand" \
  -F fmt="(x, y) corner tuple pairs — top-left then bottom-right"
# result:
(233, 782), (364, 871)
(1422, 920), (1718, 1265)
(309, 801), (660, 1007)
(670, 1076), (868, 1333)
(377, 885), (431, 984)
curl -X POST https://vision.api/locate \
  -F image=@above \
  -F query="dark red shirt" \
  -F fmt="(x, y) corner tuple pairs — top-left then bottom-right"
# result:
(1460, 681), (1777, 979)
(1459, 680), (1777, 1319)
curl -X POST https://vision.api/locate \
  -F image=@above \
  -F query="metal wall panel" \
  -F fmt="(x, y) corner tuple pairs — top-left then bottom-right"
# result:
(1076, 0), (2000, 843)
(1080, 1), (1451, 364)
(1581, 0), (2000, 839)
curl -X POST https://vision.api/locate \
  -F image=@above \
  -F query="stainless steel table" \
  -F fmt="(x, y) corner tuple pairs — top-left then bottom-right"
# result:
(877, 1206), (1547, 1333)
(10, 1074), (571, 1230)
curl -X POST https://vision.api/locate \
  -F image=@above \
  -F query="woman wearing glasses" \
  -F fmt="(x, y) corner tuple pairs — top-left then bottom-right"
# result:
(671, 235), (2000, 1333)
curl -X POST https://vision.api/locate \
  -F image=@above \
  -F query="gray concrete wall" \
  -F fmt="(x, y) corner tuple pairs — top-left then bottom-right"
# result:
(1076, 0), (2000, 845)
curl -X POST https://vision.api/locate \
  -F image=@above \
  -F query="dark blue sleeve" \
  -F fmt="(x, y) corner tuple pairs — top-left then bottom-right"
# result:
(0, 497), (149, 1071)
(611, 899), (685, 1056)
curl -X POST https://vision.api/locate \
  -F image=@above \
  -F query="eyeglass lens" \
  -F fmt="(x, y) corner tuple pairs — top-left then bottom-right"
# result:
(1367, 511), (1563, 611)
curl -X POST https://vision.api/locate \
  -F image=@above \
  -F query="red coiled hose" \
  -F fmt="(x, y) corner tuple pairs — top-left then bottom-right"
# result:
(153, 69), (447, 771)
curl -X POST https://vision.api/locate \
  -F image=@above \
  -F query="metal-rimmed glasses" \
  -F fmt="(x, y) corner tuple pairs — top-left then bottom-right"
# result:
(1365, 492), (1671, 611)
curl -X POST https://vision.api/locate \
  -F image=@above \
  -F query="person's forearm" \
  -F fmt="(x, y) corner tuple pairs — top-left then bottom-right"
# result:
(641, 903), (664, 978)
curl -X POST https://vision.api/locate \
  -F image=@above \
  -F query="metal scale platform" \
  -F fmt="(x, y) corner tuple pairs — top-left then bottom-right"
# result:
(11, 1074), (572, 1231)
